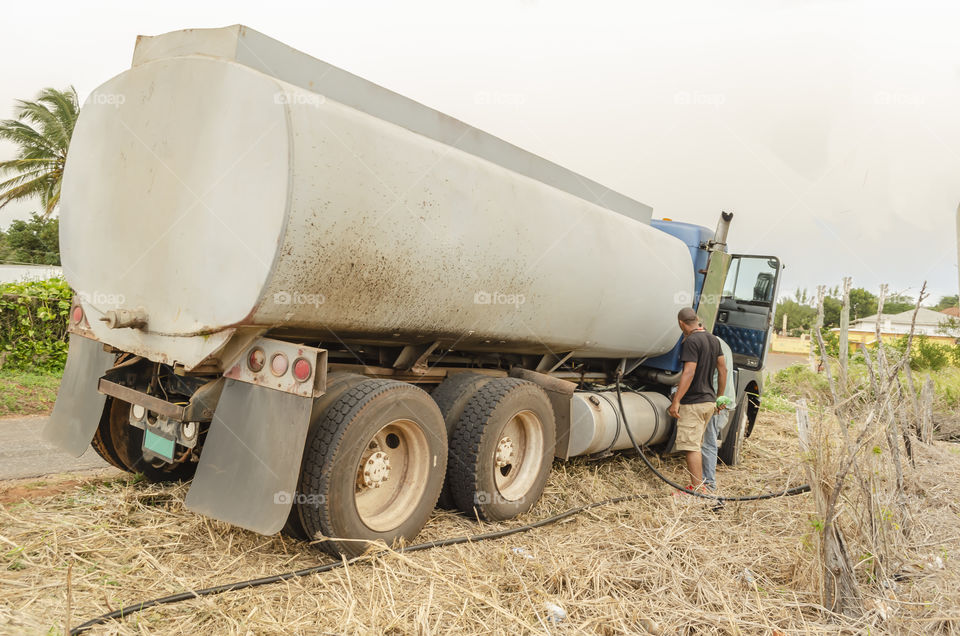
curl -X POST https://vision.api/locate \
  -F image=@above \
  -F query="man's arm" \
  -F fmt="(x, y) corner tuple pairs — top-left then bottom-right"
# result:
(716, 354), (727, 405)
(669, 360), (697, 418)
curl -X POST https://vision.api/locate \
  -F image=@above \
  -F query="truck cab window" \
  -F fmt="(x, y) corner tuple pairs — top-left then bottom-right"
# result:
(724, 256), (778, 305)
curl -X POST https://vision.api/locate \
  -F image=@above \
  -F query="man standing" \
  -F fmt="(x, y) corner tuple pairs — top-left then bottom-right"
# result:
(667, 307), (727, 492)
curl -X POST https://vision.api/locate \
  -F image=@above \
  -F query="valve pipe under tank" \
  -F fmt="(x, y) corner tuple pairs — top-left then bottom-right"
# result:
(567, 390), (673, 457)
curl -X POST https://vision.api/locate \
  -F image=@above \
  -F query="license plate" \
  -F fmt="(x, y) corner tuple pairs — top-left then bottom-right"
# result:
(143, 429), (175, 461)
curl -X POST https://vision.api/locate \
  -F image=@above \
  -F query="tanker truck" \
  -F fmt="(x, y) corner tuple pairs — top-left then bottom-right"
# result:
(44, 25), (781, 557)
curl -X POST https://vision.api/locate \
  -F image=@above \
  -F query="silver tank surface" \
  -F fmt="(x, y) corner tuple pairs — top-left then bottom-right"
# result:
(567, 391), (673, 457)
(61, 25), (693, 369)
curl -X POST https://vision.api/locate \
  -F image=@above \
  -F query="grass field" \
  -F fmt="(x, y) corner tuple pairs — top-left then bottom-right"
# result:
(1, 408), (958, 635)
(0, 370), (61, 417)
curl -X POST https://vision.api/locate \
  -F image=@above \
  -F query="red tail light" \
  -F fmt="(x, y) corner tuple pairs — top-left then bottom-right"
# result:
(248, 347), (265, 372)
(293, 357), (312, 382)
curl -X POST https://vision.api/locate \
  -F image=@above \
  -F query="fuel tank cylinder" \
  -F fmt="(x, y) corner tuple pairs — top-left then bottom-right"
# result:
(567, 390), (673, 457)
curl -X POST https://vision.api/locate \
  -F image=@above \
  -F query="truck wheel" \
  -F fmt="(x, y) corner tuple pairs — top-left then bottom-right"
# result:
(296, 379), (446, 557)
(89, 398), (134, 472)
(281, 372), (368, 541)
(717, 403), (748, 466)
(429, 373), (494, 508)
(107, 400), (198, 482)
(448, 378), (555, 521)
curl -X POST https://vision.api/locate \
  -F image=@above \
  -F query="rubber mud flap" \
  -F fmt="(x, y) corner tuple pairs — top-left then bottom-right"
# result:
(185, 379), (313, 535)
(43, 334), (116, 457)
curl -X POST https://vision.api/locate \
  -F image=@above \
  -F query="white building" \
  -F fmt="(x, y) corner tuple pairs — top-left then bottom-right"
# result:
(846, 308), (960, 340)
(0, 264), (63, 284)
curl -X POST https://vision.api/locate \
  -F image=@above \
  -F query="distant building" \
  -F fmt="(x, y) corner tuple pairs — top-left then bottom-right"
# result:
(942, 306), (960, 318)
(838, 307), (960, 347)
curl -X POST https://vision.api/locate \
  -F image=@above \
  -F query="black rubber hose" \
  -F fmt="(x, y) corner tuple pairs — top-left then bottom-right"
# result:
(614, 376), (810, 502)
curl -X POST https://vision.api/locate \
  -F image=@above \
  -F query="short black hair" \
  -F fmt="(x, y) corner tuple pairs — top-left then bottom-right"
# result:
(677, 307), (699, 325)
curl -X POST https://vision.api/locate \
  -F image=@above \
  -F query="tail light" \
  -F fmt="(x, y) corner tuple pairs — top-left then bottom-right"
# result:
(247, 347), (266, 372)
(292, 357), (312, 382)
(270, 352), (289, 376)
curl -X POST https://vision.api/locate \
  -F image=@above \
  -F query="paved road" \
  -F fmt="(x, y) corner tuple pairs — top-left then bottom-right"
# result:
(0, 415), (108, 480)
(764, 352), (808, 377)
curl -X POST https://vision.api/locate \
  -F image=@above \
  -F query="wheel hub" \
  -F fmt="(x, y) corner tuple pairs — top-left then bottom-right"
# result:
(361, 451), (391, 488)
(495, 436), (514, 467)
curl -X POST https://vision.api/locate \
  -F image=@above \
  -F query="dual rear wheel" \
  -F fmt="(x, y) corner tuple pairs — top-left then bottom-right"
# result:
(286, 374), (556, 556)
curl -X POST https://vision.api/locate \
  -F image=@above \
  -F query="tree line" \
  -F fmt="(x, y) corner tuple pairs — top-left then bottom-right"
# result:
(775, 286), (959, 336)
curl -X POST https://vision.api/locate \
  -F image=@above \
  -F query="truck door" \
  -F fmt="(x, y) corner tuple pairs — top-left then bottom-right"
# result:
(713, 255), (781, 371)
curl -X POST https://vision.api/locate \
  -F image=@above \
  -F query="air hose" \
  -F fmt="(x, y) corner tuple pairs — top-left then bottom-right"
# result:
(71, 381), (809, 634)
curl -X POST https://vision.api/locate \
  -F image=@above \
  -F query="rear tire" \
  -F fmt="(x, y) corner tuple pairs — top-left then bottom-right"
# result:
(281, 372), (367, 541)
(89, 398), (134, 472)
(718, 403), (748, 466)
(296, 379), (446, 557)
(448, 378), (555, 521)
(429, 373), (494, 508)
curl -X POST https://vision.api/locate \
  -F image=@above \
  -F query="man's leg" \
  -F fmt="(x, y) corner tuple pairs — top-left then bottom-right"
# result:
(685, 450), (703, 486)
(701, 411), (724, 491)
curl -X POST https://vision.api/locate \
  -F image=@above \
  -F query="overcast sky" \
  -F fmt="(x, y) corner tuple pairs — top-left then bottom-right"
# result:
(2, 0), (958, 303)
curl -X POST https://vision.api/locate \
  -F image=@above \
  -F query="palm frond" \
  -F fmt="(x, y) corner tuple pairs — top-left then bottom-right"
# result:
(0, 87), (78, 216)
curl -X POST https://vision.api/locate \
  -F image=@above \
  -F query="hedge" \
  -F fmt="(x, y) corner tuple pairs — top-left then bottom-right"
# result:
(0, 278), (72, 373)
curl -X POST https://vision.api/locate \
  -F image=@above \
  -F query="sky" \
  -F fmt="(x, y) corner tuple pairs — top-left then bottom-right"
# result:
(1, 0), (958, 303)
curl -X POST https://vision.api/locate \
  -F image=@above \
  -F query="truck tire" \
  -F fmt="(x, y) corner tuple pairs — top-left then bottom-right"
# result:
(108, 399), (198, 482)
(281, 372), (368, 541)
(296, 379), (447, 557)
(89, 398), (135, 472)
(717, 403), (748, 466)
(429, 373), (494, 508)
(448, 378), (555, 521)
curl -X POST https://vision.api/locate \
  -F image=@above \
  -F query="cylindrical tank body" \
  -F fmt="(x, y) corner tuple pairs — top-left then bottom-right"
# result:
(61, 27), (694, 369)
(567, 390), (673, 457)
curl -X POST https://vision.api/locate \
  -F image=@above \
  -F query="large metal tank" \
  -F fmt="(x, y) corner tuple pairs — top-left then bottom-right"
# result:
(61, 25), (693, 369)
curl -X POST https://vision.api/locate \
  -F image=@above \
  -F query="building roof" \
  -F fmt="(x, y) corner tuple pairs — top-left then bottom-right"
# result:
(941, 306), (960, 317)
(845, 307), (960, 337)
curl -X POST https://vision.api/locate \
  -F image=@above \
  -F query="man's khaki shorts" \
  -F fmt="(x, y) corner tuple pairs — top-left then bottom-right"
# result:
(675, 402), (716, 452)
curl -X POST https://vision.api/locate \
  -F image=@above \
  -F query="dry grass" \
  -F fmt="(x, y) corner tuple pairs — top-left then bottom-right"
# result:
(1, 411), (959, 635)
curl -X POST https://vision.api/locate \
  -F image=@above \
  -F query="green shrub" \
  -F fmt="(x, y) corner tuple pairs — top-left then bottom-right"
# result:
(766, 362), (831, 403)
(0, 278), (71, 373)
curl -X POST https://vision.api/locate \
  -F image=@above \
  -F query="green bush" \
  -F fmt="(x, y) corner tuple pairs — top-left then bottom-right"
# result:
(887, 334), (956, 371)
(766, 362), (832, 403)
(0, 278), (71, 373)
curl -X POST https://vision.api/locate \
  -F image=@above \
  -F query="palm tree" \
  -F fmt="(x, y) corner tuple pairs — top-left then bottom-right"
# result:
(0, 87), (79, 218)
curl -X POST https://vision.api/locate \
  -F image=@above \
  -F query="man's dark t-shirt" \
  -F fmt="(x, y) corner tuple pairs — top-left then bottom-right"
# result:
(679, 330), (723, 405)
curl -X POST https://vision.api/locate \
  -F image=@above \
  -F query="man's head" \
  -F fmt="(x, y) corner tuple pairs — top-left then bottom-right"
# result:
(677, 307), (701, 335)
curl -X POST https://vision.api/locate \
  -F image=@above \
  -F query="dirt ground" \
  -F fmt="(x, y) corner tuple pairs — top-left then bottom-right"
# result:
(1, 410), (958, 635)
